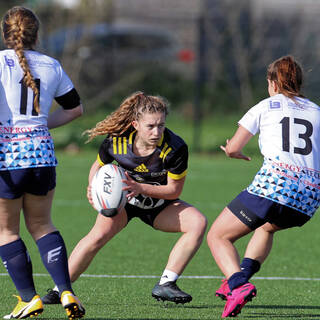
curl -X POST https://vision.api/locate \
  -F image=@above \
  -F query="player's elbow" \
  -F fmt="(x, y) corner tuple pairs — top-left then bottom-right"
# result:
(73, 104), (84, 118)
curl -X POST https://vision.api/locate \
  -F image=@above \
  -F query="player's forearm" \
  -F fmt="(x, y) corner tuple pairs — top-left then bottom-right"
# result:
(138, 182), (183, 200)
(47, 105), (83, 129)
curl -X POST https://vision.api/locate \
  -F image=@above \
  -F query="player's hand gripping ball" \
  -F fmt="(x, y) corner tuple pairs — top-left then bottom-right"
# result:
(91, 164), (128, 217)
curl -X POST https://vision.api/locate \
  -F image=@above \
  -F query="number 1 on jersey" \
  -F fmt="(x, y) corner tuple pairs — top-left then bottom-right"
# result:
(19, 78), (40, 116)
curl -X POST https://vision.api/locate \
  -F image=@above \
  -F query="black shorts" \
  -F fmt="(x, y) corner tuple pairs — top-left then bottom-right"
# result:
(227, 190), (310, 230)
(124, 199), (176, 227)
(0, 167), (56, 199)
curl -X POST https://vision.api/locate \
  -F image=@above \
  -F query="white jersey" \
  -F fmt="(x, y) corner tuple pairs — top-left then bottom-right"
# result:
(239, 94), (320, 217)
(0, 49), (75, 170)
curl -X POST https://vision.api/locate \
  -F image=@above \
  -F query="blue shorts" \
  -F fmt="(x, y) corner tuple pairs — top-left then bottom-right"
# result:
(0, 167), (56, 199)
(227, 190), (310, 230)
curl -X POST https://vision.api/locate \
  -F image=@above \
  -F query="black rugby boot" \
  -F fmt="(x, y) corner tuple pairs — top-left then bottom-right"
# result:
(152, 281), (192, 304)
(41, 289), (61, 304)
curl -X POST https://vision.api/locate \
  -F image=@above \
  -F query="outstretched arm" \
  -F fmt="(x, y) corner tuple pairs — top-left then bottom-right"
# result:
(220, 125), (253, 161)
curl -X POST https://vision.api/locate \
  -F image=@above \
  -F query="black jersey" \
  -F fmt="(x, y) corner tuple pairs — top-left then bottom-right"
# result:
(97, 128), (188, 209)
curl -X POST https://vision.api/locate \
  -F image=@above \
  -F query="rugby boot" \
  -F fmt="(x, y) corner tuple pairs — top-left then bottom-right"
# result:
(61, 291), (85, 319)
(152, 281), (192, 304)
(3, 295), (43, 319)
(222, 282), (257, 318)
(41, 288), (60, 304)
(215, 279), (230, 301)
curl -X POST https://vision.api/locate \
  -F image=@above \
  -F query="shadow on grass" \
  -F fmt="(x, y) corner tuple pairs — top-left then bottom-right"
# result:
(48, 319), (213, 320)
(151, 302), (220, 309)
(243, 304), (320, 318)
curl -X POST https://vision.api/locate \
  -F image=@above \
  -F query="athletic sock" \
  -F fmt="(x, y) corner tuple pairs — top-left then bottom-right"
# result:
(159, 269), (179, 285)
(240, 257), (261, 281)
(0, 238), (36, 301)
(36, 231), (72, 294)
(227, 271), (247, 291)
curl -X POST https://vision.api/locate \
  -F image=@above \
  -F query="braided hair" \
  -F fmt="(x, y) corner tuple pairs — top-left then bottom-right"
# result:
(1, 6), (40, 112)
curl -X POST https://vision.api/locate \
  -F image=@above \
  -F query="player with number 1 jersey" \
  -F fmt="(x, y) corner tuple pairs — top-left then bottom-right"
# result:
(0, 6), (85, 320)
(0, 49), (77, 170)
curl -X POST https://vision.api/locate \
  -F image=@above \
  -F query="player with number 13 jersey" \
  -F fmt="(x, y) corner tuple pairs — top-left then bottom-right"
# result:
(207, 56), (320, 318)
(242, 93), (320, 217)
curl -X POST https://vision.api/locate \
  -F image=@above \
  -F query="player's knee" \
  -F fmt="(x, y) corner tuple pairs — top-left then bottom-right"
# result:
(206, 224), (225, 245)
(26, 221), (54, 240)
(190, 213), (207, 240)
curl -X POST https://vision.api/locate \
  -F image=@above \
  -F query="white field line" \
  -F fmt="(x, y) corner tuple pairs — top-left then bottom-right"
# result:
(0, 273), (319, 281)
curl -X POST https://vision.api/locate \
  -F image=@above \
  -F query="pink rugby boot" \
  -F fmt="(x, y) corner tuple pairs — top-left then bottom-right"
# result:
(222, 282), (257, 318)
(215, 279), (230, 301)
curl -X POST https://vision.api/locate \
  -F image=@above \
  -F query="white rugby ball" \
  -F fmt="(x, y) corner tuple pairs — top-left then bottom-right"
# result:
(91, 163), (127, 217)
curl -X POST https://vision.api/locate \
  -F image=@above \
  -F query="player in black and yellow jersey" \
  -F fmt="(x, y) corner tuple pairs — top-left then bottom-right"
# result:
(42, 91), (207, 305)
(98, 125), (188, 214)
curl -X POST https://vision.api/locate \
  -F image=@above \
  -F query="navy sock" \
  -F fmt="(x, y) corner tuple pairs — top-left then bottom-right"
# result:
(228, 271), (247, 291)
(36, 231), (72, 294)
(0, 239), (36, 301)
(240, 258), (261, 281)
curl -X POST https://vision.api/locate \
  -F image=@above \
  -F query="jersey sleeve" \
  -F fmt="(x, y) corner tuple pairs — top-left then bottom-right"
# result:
(238, 102), (263, 135)
(166, 144), (188, 180)
(54, 64), (75, 98)
(54, 88), (81, 109)
(97, 137), (114, 165)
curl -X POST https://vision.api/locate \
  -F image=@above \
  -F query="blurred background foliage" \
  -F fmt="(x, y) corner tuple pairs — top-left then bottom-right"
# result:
(0, 0), (320, 153)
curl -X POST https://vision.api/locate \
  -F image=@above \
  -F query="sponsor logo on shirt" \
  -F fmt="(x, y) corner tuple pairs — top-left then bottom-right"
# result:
(4, 56), (14, 67)
(0, 126), (34, 134)
(269, 101), (281, 110)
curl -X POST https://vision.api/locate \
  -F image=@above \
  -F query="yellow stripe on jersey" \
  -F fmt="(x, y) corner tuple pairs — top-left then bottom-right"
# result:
(160, 143), (168, 159)
(113, 137), (117, 154)
(129, 130), (136, 145)
(163, 147), (172, 161)
(118, 137), (122, 154)
(168, 169), (187, 180)
(123, 137), (127, 154)
(112, 137), (127, 155)
(97, 154), (104, 166)
(157, 133), (164, 146)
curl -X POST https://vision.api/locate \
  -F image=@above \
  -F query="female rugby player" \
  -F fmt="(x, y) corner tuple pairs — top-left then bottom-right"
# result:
(0, 6), (85, 319)
(207, 55), (320, 318)
(42, 91), (207, 305)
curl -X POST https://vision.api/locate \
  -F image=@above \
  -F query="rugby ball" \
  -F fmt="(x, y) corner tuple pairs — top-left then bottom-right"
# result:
(91, 163), (127, 217)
